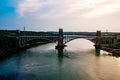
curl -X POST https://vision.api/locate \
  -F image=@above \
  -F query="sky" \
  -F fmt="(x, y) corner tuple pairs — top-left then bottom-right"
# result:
(0, 0), (120, 32)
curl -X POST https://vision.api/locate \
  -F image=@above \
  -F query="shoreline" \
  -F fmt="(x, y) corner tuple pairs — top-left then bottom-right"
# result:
(1, 42), (120, 60)
(101, 46), (120, 57)
(0, 42), (50, 60)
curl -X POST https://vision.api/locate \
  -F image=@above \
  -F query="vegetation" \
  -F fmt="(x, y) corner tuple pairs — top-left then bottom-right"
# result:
(101, 37), (120, 49)
(104, 43), (120, 49)
(0, 32), (18, 50)
(101, 37), (114, 44)
(0, 30), (56, 51)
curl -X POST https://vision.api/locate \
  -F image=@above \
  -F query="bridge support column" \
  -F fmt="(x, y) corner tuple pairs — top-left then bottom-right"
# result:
(94, 31), (101, 55)
(16, 30), (21, 47)
(56, 28), (66, 50)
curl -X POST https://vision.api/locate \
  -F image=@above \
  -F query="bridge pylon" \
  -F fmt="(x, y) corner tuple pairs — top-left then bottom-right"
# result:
(16, 30), (21, 47)
(94, 30), (101, 54)
(56, 28), (66, 50)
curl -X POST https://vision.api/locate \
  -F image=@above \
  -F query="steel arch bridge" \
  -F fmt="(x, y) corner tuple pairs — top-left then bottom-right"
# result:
(16, 35), (96, 47)
(12, 29), (116, 49)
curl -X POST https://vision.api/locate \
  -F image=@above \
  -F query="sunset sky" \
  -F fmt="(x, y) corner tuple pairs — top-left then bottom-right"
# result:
(0, 0), (120, 32)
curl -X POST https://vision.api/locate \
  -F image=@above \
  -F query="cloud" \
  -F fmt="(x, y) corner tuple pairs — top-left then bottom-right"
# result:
(17, 0), (120, 19)
(17, 0), (80, 18)
(17, 0), (42, 16)
(83, 0), (120, 18)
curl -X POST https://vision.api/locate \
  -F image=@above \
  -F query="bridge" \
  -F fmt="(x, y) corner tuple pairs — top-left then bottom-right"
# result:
(14, 29), (116, 51)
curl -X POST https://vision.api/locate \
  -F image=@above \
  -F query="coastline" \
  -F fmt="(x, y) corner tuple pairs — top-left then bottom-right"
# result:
(0, 42), (50, 60)
(101, 46), (120, 57)
(1, 41), (120, 60)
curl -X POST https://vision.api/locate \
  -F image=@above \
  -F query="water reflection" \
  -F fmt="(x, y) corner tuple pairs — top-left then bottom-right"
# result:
(0, 39), (120, 80)
(58, 49), (63, 57)
(95, 47), (100, 56)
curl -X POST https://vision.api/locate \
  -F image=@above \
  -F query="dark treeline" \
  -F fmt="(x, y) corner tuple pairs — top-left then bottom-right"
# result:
(0, 30), (119, 51)
(101, 37), (115, 44)
(0, 30), (56, 51)
(101, 37), (120, 49)
(104, 43), (120, 49)
(0, 30), (58, 36)
(63, 32), (117, 36)
(0, 30), (118, 36)
(0, 32), (18, 50)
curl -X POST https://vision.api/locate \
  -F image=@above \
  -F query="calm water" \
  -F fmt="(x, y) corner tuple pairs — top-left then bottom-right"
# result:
(0, 39), (120, 80)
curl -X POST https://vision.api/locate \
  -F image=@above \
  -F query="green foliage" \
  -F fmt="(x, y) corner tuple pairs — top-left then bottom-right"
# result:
(101, 37), (120, 49)
(0, 33), (18, 50)
(0, 30), (55, 51)
(104, 43), (120, 49)
(101, 37), (114, 44)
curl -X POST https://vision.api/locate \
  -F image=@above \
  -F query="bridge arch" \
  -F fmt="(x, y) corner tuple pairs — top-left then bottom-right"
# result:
(19, 36), (57, 46)
(63, 36), (95, 45)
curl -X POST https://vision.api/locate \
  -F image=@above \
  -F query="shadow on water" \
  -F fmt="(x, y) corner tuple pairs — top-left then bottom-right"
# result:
(57, 49), (71, 58)
(0, 73), (19, 80)
(95, 47), (100, 56)
(0, 52), (39, 80)
(0, 72), (38, 80)
(57, 49), (68, 67)
(58, 49), (64, 58)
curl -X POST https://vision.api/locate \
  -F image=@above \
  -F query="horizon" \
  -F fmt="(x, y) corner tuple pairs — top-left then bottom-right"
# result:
(0, 29), (119, 33)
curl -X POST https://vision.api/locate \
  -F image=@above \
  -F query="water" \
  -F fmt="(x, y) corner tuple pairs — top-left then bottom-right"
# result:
(0, 39), (120, 80)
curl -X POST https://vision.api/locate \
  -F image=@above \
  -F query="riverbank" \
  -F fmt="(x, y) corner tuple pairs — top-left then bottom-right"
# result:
(101, 46), (120, 57)
(0, 41), (50, 60)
